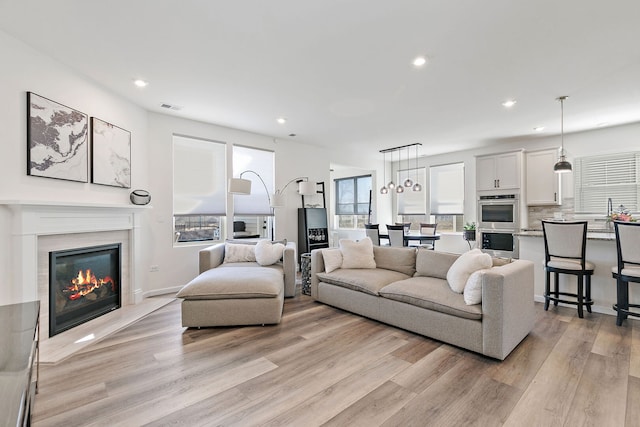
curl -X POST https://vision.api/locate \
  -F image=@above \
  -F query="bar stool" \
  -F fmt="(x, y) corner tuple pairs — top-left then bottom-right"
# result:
(542, 220), (594, 318)
(612, 221), (640, 326)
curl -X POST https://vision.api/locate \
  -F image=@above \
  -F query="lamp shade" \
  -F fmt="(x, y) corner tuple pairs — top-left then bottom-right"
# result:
(554, 157), (572, 173)
(228, 178), (252, 194)
(271, 193), (286, 207)
(298, 181), (317, 196)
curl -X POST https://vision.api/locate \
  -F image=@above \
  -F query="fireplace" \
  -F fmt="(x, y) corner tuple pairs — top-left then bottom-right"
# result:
(49, 243), (122, 337)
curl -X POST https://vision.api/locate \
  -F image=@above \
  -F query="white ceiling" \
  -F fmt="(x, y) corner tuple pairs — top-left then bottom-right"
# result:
(2, 0), (639, 158)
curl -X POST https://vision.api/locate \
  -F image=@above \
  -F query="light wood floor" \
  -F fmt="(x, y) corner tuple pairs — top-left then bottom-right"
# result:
(32, 291), (640, 427)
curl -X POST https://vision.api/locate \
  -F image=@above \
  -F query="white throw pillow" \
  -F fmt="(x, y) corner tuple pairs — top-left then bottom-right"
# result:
(322, 248), (343, 273)
(446, 248), (492, 293)
(223, 242), (257, 263)
(464, 269), (490, 305)
(339, 237), (376, 269)
(254, 240), (285, 266)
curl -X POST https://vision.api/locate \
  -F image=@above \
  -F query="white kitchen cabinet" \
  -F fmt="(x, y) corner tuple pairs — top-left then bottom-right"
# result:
(526, 149), (561, 205)
(476, 152), (522, 191)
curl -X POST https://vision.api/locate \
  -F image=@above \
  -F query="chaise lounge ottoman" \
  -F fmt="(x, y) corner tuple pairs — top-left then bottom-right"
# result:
(177, 240), (296, 327)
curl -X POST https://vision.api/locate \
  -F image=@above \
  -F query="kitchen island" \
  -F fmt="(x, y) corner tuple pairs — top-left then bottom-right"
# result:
(516, 229), (634, 317)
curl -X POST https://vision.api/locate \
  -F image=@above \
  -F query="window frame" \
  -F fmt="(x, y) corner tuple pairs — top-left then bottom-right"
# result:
(335, 174), (372, 229)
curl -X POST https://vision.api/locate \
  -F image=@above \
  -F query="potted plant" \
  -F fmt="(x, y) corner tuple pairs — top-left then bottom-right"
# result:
(463, 222), (476, 241)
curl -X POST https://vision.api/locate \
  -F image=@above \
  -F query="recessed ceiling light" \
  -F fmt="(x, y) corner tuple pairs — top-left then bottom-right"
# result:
(133, 79), (148, 88)
(277, 117), (287, 124)
(502, 100), (517, 108)
(412, 56), (428, 67)
(533, 126), (545, 132)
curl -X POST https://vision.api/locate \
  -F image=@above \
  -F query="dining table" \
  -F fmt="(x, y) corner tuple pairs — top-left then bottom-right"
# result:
(379, 230), (441, 246)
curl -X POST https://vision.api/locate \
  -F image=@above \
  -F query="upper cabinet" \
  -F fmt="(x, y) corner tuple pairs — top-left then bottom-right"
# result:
(525, 149), (561, 205)
(476, 152), (522, 191)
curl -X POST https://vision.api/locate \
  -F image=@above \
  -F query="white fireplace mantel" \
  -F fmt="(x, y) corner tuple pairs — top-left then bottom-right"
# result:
(1, 200), (149, 305)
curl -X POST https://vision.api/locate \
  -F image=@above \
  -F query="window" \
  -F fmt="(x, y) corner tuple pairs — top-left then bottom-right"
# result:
(574, 152), (639, 214)
(335, 175), (371, 228)
(397, 168), (427, 215)
(173, 135), (226, 243)
(429, 162), (465, 232)
(232, 146), (275, 239)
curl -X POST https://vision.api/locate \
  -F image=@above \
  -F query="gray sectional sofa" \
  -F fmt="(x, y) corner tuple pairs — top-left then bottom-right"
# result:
(310, 246), (535, 360)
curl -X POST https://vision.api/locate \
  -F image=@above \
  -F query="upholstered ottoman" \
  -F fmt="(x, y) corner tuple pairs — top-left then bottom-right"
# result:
(177, 264), (285, 327)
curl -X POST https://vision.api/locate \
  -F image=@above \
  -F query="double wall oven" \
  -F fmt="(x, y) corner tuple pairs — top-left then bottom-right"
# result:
(477, 194), (519, 258)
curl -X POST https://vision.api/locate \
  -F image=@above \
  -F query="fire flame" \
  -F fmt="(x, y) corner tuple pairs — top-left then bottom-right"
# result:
(65, 269), (115, 300)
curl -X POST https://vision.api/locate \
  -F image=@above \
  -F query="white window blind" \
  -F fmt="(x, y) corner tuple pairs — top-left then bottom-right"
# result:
(232, 145), (275, 215)
(173, 135), (226, 215)
(574, 152), (639, 213)
(429, 162), (464, 214)
(397, 168), (427, 215)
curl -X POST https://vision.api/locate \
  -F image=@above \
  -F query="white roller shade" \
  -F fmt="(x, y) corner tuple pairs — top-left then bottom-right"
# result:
(397, 168), (427, 215)
(429, 162), (464, 214)
(233, 145), (275, 215)
(173, 135), (226, 215)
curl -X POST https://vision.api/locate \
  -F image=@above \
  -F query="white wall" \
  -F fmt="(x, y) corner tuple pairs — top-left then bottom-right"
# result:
(144, 113), (329, 294)
(0, 28), (330, 303)
(0, 30), (149, 304)
(411, 121), (640, 226)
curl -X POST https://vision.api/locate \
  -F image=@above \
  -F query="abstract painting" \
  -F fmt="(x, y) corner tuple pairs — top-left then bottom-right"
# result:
(27, 92), (89, 182)
(91, 117), (131, 188)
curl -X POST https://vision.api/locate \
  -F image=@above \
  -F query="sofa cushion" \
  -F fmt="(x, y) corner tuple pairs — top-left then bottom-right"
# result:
(379, 277), (482, 320)
(255, 240), (285, 266)
(322, 248), (343, 273)
(446, 249), (493, 293)
(223, 242), (257, 263)
(415, 250), (460, 279)
(339, 237), (376, 269)
(373, 246), (417, 276)
(317, 268), (410, 296)
(463, 269), (490, 305)
(177, 265), (282, 300)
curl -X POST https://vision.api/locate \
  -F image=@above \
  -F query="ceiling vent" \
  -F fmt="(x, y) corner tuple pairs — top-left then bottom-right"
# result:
(160, 103), (182, 111)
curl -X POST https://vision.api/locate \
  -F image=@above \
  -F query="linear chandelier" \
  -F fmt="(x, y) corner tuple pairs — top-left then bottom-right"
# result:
(379, 143), (422, 194)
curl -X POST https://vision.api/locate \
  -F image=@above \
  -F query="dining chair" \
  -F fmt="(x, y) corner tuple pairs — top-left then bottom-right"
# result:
(364, 223), (381, 246)
(612, 221), (640, 326)
(386, 224), (406, 247)
(419, 223), (438, 250)
(541, 220), (594, 318)
(395, 222), (411, 234)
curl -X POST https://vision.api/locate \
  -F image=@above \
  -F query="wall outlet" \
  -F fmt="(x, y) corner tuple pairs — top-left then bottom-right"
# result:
(150, 265), (159, 272)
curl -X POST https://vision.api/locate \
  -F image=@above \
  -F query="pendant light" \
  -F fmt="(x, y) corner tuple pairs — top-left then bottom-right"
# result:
(412, 144), (422, 191)
(387, 149), (396, 189)
(403, 146), (413, 187)
(380, 151), (388, 194)
(554, 95), (572, 173)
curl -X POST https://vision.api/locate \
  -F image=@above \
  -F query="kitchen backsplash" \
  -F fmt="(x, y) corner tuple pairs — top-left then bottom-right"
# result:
(527, 198), (575, 229)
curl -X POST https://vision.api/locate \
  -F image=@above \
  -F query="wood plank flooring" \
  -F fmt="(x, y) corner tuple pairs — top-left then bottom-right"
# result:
(32, 291), (640, 426)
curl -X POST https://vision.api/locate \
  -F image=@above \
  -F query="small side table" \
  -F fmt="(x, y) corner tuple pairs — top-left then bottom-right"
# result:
(300, 252), (312, 295)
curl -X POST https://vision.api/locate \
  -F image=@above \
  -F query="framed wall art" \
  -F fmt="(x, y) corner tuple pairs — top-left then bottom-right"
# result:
(27, 92), (89, 182)
(91, 117), (131, 188)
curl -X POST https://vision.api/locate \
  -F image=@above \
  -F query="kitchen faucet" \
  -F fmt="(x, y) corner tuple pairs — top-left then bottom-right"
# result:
(607, 198), (613, 216)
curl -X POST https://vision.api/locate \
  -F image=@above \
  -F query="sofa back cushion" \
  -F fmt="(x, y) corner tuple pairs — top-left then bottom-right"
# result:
(339, 237), (376, 269)
(373, 246), (417, 276)
(415, 250), (460, 279)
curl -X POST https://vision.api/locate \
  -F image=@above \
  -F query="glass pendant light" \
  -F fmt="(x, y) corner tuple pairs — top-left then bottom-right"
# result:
(380, 151), (388, 194)
(554, 96), (572, 173)
(387, 149), (396, 189)
(412, 144), (422, 191)
(403, 146), (413, 187)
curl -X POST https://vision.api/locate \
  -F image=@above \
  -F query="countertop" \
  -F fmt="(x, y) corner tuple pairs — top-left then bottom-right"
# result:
(515, 229), (615, 241)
